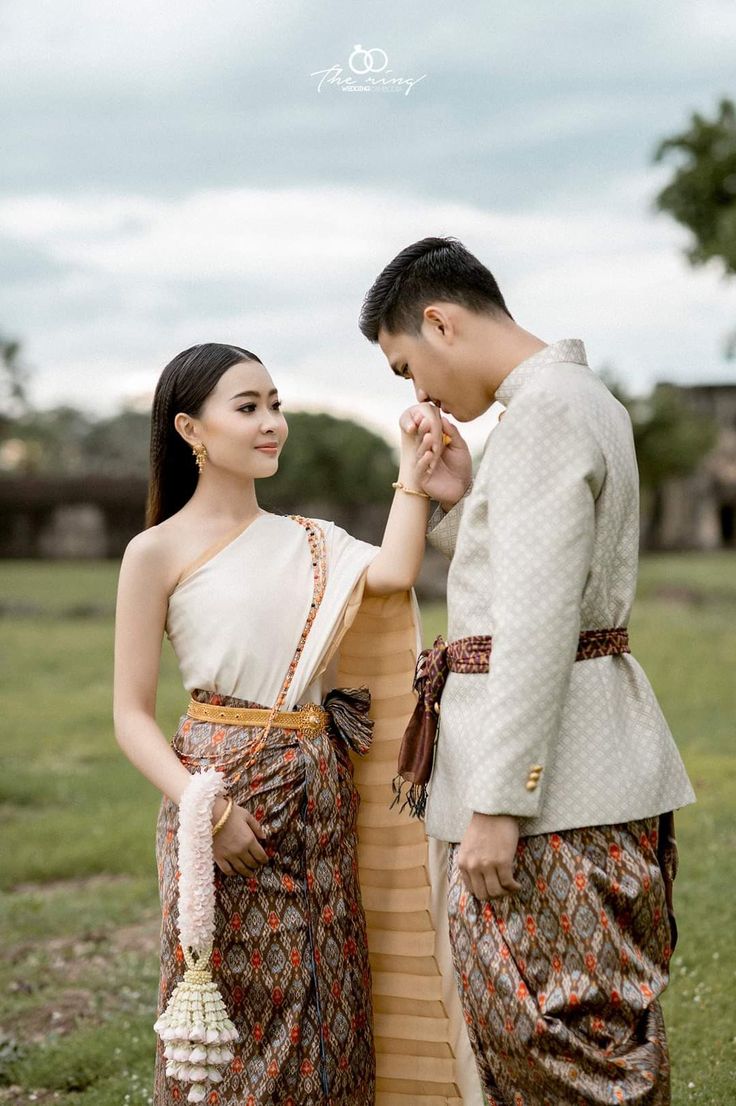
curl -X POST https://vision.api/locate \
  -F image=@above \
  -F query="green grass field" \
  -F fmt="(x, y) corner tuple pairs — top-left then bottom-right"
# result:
(0, 553), (734, 1104)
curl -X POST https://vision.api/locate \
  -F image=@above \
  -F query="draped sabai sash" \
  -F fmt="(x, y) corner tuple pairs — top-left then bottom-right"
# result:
(316, 569), (484, 1106)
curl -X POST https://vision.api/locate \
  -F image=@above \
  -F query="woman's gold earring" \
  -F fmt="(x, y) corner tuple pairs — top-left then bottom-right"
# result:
(192, 443), (208, 473)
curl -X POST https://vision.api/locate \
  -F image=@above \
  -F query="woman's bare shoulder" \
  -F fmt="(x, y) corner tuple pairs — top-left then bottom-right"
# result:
(124, 516), (177, 557)
(120, 516), (188, 594)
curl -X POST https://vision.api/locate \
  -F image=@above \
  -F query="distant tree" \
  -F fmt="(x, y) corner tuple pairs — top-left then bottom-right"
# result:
(0, 333), (31, 434)
(6, 404), (94, 475)
(597, 367), (717, 488)
(627, 386), (718, 488)
(597, 367), (718, 546)
(652, 96), (736, 356)
(263, 411), (398, 508)
(83, 408), (152, 477)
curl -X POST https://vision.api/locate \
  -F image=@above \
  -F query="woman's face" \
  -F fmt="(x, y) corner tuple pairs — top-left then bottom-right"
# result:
(181, 359), (288, 477)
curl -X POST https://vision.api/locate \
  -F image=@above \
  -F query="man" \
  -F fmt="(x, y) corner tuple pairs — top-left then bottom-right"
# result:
(358, 236), (695, 1105)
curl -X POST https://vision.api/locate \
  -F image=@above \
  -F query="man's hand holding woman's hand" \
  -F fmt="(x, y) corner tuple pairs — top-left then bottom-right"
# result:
(398, 402), (473, 510)
(211, 799), (269, 877)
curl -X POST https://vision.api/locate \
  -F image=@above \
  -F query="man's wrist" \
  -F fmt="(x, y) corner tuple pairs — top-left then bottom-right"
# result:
(438, 477), (473, 513)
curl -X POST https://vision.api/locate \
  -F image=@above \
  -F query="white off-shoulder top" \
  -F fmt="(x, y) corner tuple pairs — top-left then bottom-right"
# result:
(164, 511), (380, 710)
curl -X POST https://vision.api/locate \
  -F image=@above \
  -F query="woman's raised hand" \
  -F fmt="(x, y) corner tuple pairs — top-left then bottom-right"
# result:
(212, 803), (269, 877)
(400, 402), (473, 508)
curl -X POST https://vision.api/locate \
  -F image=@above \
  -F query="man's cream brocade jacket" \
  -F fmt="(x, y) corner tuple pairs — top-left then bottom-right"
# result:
(423, 339), (695, 843)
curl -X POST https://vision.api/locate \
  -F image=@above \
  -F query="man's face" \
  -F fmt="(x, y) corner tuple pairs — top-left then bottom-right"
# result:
(378, 322), (463, 419)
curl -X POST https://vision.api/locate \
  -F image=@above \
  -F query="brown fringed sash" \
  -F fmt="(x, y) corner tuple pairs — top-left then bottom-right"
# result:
(393, 626), (632, 819)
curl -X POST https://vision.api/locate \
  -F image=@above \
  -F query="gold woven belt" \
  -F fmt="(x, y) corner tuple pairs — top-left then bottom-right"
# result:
(186, 698), (330, 736)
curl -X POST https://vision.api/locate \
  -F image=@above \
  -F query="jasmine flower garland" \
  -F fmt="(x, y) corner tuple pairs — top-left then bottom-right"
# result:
(153, 766), (241, 1102)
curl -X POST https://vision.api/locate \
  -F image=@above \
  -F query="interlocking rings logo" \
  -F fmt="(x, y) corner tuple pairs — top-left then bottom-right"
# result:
(348, 45), (388, 75)
(309, 44), (427, 96)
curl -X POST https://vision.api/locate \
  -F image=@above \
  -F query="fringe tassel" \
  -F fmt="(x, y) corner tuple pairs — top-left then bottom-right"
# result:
(390, 772), (428, 820)
(153, 957), (239, 1101)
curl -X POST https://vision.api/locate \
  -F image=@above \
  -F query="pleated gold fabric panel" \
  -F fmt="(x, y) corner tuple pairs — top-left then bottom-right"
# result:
(327, 571), (465, 1106)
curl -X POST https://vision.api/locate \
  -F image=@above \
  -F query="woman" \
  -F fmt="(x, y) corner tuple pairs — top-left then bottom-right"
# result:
(112, 343), (482, 1106)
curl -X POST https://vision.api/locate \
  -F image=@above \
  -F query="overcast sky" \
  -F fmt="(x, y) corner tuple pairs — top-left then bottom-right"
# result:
(1, 0), (734, 452)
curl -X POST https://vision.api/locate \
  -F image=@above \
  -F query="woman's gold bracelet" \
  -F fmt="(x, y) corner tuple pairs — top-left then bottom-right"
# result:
(211, 795), (234, 837)
(392, 480), (431, 499)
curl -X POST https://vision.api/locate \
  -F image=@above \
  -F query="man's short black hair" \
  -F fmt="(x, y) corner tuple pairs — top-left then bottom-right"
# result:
(358, 236), (513, 342)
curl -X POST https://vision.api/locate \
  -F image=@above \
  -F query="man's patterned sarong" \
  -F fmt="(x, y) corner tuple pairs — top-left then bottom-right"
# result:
(153, 689), (375, 1105)
(447, 817), (676, 1106)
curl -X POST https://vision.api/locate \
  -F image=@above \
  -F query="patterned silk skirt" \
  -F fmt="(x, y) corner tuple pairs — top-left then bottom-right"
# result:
(447, 817), (676, 1106)
(153, 690), (376, 1106)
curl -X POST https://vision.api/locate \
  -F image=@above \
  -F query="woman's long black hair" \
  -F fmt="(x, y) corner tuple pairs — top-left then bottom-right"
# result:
(145, 343), (263, 528)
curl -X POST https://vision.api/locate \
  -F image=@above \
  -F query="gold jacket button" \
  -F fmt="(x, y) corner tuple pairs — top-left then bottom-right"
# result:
(433, 701), (440, 714)
(526, 780), (538, 791)
(527, 765), (543, 785)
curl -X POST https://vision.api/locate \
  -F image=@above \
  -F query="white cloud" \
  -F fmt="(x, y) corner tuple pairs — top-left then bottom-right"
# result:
(1, 174), (733, 458)
(0, 195), (160, 241)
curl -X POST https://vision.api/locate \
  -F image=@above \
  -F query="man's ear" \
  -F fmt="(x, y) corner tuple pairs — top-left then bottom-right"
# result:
(423, 305), (444, 335)
(423, 304), (455, 341)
